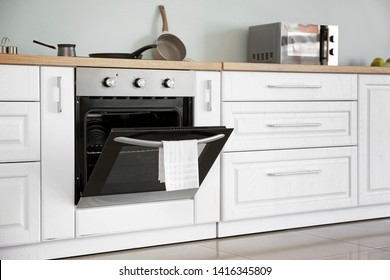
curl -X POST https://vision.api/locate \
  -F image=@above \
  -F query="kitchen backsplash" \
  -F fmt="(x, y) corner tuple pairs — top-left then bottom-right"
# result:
(0, 0), (389, 66)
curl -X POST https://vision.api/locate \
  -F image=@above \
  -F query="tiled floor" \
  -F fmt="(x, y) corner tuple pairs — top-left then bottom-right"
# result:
(66, 218), (390, 260)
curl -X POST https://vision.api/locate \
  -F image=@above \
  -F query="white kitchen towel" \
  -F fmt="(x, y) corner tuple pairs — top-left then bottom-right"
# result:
(158, 139), (199, 191)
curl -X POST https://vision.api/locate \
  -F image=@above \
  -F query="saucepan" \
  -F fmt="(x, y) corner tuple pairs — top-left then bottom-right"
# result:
(33, 40), (76, 57)
(152, 5), (186, 61)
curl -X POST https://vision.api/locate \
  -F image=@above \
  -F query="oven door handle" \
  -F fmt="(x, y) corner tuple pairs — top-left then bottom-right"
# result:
(113, 134), (225, 148)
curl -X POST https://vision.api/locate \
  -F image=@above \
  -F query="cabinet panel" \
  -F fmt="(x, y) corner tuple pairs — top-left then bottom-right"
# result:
(222, 72), (357, 101)
(194, 71), (221, 223)
(223, 101), (357, 151)
(41, 67), (75, 241)
(0, 102), (40, 162)
(359, 75), (390, 205)
(76, 199), (194, 237)
(0, 162), (40, 247)
(222, 147), (357, 221)
(0, 65), (39, 101)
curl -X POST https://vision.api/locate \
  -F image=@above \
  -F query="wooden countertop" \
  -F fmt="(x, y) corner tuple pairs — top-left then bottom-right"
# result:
(223, 62), (390, 74)
(0, 54), (221, 71)
(2, 54), (390, 74)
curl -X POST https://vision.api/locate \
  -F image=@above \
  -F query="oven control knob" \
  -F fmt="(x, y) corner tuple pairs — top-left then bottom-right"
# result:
(102, 77), (116, 88)
(133, 78), (146, 88)
(162, 78), (175, 88)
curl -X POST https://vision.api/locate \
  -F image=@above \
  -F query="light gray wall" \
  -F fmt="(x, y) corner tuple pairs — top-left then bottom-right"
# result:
(1, 0), (389, 65)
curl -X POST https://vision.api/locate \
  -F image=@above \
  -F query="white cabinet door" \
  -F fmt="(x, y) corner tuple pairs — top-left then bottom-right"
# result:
(41, 67), (75, 241)
(193, 71), (221, 223)
(0, 162), (40, 247)
(76, 200), (194, 237)
(222, 147), (357, 221)
(0, 102), (40, 162)
(0, 65), (39, 101)
(359, 75), (390, 205)
(222, 72), (357, 101)
(223, 101), (357, 151)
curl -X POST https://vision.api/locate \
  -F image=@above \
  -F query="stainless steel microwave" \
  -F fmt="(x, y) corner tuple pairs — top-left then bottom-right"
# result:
(248, 22), (338, 65)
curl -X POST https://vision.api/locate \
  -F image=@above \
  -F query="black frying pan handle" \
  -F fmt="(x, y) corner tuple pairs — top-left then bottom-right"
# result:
(130, 44), (157, 58)
(33, 40), (56, 49)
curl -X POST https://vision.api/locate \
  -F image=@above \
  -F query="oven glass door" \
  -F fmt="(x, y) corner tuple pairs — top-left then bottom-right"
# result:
(81, 127), (232, 198)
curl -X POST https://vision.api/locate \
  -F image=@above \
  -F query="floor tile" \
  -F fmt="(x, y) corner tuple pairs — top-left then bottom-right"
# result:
(64, 219), (390, 260)
(378, 246), (390, 252)
(314, 248), (390, 260)
(296, 218), (390, 249)
(196, 231), (369, 260)
(66, 243), (248, 260)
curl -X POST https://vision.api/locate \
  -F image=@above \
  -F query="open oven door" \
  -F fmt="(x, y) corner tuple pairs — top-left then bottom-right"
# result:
(78, 126), (232, 205)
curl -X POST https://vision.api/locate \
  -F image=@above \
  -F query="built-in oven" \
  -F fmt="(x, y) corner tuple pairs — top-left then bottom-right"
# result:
(75, 68), (232, 205)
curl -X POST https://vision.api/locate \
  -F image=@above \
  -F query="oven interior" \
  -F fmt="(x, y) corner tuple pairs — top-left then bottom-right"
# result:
(75, 96), (192, 204)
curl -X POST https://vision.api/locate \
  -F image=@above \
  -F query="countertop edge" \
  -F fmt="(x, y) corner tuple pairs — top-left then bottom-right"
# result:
(222, 62), (390, 74)
(0, 54), (222, 71)
(2, 55), (390, 74)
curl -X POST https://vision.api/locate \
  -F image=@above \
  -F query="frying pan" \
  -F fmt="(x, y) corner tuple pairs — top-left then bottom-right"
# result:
(89, 44), (157, 59)
(152, 5), (186, 61)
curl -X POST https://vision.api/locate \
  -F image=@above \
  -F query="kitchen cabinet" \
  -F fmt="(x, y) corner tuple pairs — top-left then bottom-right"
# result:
(0, 163), (41, 247)
(2, 56), (389, 259)
(221, 71), (358, 224)
(41, 67), (75, 241)
(0, 102), (40, 162)
(222, 147), (357, 220)
(0, 65), (41, 247)
(222, 101), (357, 152)
(358, 75), (390, 205)
(0, 65), (39, 101)
(76, 200), (194, 237)
(222, 72), (357, 101)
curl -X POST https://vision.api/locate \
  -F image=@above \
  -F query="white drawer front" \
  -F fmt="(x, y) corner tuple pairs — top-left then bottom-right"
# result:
(0, 102), (40, 162)
(222, 72), (357, 101)
(222, 147), (357, 221)
(0, 65), (39, 101)
(223, 102), (357, 151)
(0, 162), (40, 247)
(76, 199), (194, 237)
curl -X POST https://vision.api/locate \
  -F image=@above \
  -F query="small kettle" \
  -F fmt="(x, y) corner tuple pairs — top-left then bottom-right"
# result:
(33, 40), (76, 57)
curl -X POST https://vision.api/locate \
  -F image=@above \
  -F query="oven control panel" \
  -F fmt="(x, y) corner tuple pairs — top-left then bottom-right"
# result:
(76, 68), (195, 97)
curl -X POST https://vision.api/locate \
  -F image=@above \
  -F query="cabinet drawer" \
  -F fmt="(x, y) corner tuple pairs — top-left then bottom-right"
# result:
(0, 102), (40, 162)
(222, 147), (357, 221)
(0, 65), (39, 101)
(76, 199), (194, 237)
(222, 72), (357, 101)
(0, 162), (40, 247)
(223, 101), (357, 151)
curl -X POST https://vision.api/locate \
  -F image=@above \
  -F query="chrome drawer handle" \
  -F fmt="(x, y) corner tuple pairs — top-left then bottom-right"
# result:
(206, 80), (212, 112)
(114, 134), (225, 148)
(267, 169), (322, 177)
(267, 85), (322, 89)
(267, 123), (322, 128)
(56, 76), (62, 113)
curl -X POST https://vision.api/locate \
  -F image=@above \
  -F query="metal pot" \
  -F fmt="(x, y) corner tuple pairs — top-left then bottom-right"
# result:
(152, 5), (186, 61)
(33, 40), (76, 57)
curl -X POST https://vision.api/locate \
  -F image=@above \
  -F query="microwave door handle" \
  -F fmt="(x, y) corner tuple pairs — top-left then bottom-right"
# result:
(114, 134), (225, 148)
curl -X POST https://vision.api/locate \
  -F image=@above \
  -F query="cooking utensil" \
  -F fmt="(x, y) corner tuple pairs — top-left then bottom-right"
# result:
(152, 5), (186, 61)
(1, 37), (10, 54)
(89, 44), (157, 59)
(1, 37), (17, 54)
(33, 40), (76, 57)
